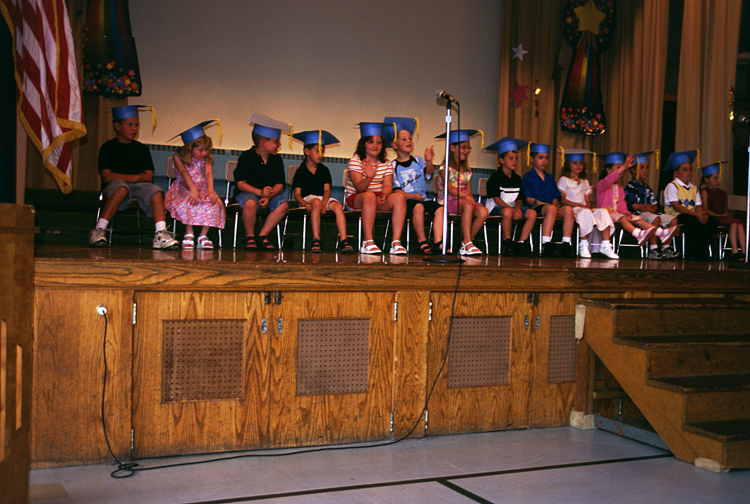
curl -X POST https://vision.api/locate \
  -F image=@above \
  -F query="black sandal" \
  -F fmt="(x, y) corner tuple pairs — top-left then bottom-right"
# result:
(311, 238), (322, 253)
(258, 235), (276, 251)
(339, 239), (355, 254)
(431, 241), (444, 254)
(419, 240), (433, 255)
(245, 236), (258, 250)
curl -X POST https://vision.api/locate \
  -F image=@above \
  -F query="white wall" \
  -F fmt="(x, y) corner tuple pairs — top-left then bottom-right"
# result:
(131, 0), (501, 167)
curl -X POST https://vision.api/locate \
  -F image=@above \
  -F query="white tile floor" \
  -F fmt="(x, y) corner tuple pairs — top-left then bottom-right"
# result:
(30, 427), (750, 504)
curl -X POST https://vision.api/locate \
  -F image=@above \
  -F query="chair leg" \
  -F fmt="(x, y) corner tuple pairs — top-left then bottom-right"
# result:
(482, 223), (488, 254)
(233, 213), (239, 249)
(136, 209), (142, 246)
(498, 222), (502, 256)
(281, 215), (288, 249)
(383, 220), (390, 250)
(303, 214), (307, 250)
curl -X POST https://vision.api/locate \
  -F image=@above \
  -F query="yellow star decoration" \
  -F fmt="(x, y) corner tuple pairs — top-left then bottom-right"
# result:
(575, 0), (605, 35)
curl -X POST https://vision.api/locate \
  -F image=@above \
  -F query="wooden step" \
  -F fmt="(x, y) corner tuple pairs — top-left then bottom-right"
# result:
(683, 419), (750, 441)
(646, 373), (750, 393)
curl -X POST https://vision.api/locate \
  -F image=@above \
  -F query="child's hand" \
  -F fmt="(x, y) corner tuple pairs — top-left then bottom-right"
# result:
(207, 191), (220, 205)
(378, 193), (387, 205)
(259, 197), (269, 208)
(513, 207), (522, 220)
(262, 186), (273, 197)
(189, 187), (200, 205)
(411, 194), (426, 201)
(696, 209), (708, 224)
(424, 145), (435, 162)
(623, 155), (636, 170)
(362, 160), (377, 179)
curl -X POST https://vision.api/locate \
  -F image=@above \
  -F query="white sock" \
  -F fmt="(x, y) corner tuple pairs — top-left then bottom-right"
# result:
(562, 237), (572, 244)
(542, 235), (552, 244)
(155, 221), (167, 232)
(96, 218), (109, 229)
(580, 239), (589, 246)
(650, 244), (658, 250)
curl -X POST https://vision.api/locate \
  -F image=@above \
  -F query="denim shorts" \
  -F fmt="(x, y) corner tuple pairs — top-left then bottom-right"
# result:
(235, 191), (287, 212)
(103, 179), (162, 217)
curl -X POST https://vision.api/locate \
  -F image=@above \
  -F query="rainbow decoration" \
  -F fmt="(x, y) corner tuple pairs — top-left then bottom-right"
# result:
(559, 0), (615, 136)
(81, 0), (142, 97)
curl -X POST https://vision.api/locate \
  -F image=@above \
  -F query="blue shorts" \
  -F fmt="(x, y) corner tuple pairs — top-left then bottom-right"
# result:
(235, 191), (287, 212)
(103, 179), (162, 217)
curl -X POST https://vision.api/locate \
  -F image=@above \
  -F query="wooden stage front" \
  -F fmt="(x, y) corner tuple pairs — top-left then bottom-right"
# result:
(32, 245), (750, 467)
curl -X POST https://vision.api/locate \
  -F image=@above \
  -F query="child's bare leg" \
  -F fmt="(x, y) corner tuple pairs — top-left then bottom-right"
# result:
(729, 222), (739, 254)
(199, 226), (209, 237)
(739, 224), (746, 254)
(412, 202), (428, 243)
(242, 199), (258, 237)
(309, 198), (323, 240)
(617, 216), (636, 234)
(355, 192), (377, 242)
(258, 202), (288, 237)
(501, 207), (514, 239)
(559, 205), (574, 238)
(329, 201), (348, 240)
(185, 224), (195, 236)
(150, 192), (168, 224)
(470, 204), (488, 239)
(100, 187), (128, 222)
(541, 204), (557, 239)
(381, 192), (407, 242)
(460, 200), (474, 243)
(432, 206), (444, 244)
(520, 208), (536, 241)
(601, 227), (611, 241)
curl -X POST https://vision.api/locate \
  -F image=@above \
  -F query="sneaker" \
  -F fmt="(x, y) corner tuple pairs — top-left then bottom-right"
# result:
(541, 242), (559, 257)
(633, 227), (657, 246)
(501, 238), (516, 256)
(600, 241), (619, 259)
(647, 247), (663, 260)
(578, 242), (591, 258)
(660, 246), (680, 260)
(153, 229), (179, 249)
(560, 242), (575, 258)
(89, 228), (108, 247)
(656, 226), (680, 246)
(515, 240), (532, 257)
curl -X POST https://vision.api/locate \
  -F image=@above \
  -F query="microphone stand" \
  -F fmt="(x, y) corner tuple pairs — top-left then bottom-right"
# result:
(424, 98), (464, 263)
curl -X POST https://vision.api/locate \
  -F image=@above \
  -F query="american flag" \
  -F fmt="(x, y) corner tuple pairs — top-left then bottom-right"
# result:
(1, 0), (86, 193)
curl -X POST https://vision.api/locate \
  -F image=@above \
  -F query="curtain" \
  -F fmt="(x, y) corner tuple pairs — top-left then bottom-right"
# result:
(675, 0), (742, 190)
(498, 0), (669, 188)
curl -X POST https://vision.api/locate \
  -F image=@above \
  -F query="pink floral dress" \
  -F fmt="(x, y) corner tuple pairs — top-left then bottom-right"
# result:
(165, 158), (226, 228)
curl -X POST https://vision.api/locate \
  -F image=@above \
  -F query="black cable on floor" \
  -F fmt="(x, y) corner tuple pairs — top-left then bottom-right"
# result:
(102, 261), (464, 478)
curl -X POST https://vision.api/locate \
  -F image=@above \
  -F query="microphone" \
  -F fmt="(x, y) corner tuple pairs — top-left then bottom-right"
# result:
(436, 89), (459, 105)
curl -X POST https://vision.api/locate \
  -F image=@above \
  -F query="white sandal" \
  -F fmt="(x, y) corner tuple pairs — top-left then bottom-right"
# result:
(459, 241), (482, 256)
(182, 233), (195, 249)
(389, 240), (407, 255)
(360, 239), (382, 255)
(197, 235), (214, 250)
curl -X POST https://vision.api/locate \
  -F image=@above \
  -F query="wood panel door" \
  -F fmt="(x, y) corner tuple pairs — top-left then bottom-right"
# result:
(268, 292), (396, 448)
(527, 293), (580, 428)
(132, 291), (270, 458)
(426, 293), (530, 436)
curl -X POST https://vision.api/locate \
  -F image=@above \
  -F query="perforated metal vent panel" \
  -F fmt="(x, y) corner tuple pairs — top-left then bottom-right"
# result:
(162, 319), (246, 403)
(448, 317), (511, 388)
(297, 319), (370, 396)
(548, 315), (577, 383)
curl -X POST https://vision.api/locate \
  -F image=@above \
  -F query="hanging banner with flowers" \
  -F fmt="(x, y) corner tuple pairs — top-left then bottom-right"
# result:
(559, 0), (615, 135)
(81, 0), (142, 97)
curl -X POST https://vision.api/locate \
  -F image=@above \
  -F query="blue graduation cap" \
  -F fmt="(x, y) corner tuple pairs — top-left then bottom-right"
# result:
(292, 129), (340, 147)
(435, 129), (482, 146)
(701, 162), (721, 177)
(664, 150), (697, 172)
(169, 119), (222, 145)
(111, 104), (156, 132)
(485, 137), (528, 155)
(357, 122), (389, 139)
(529, 142), (551, 154)
(382, 116), (419, 145)
(634, 151), (654, 165)
(602, 151), (626, 165)
(250, 112), (290, 140)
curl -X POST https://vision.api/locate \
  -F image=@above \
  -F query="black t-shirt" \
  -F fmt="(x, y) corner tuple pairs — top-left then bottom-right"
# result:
(291, 163), (333, 198)
(233, 146), (286, 196)
(97, 138), (155, 175)
(486, 169), (524, 204)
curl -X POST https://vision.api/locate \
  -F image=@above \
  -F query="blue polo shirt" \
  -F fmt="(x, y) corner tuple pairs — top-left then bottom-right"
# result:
(522, 169), (561, 204)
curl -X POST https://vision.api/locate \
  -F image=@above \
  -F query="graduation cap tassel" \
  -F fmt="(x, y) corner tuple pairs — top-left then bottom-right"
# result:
(289, 124), (294, 150)
(592, 152), (597, 174)
(478, 130), (484, 151)
(559, 147), (565, 167)
(215, 118), (223, 146)
(655, 149), (660, 173)
(318, 129), (322, 158)
(414, 117), (420, 142)
(148, 105), (157, 134)
(696, 149), (701, 173)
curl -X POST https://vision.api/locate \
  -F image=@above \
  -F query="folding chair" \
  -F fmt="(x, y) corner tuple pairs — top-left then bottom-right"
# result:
(95, 183), (143, 246)
(281, 165), (307, 248)
(477, 177), (504, 255)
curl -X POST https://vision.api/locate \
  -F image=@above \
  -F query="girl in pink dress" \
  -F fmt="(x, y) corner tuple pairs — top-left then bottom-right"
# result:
(165, 121), (226, 249)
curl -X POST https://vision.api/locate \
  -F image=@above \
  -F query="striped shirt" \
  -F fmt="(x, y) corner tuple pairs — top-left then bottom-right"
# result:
(345, 155), (393, 198)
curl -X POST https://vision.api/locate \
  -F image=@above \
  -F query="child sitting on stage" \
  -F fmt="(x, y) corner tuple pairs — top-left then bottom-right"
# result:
(522, 143), (575, 257)
(234, 113), (290, 251)
(484, 137), (536, 256)
(89, 105), (179, 249)
(557, 149), (618, 259)
(344, 122), (407, 255)
(384, 116), (443, 255)
(598, 152), (677, 256)
(624, 151), (680, 259)
(165, 120), (226, 249)
(663, 150), (717, 260)
(436, 129), (489, 256)
(700, 162), (744, 261)
(291, 129), (354, 253)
